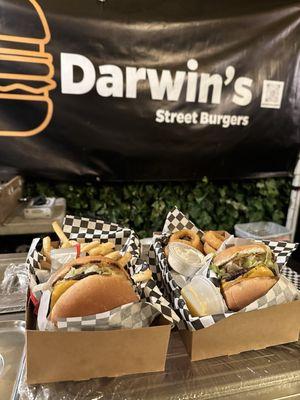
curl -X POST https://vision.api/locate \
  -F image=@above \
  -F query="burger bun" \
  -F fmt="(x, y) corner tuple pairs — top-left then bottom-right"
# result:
(222, 276), (278, 311)
(50, 274), (139, 323)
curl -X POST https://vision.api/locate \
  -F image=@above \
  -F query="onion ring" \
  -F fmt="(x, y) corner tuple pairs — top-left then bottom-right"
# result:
(202, 230), (224, 250)
(169, 229), (203, 253)
(204, 242), (216, 255)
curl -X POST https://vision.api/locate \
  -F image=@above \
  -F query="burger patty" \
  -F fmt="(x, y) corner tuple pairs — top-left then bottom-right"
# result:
(224, 266), (249, 281)
(221, 263), (247, 281)
(65, 271), (99, 281)
(221, 253), (272, 281)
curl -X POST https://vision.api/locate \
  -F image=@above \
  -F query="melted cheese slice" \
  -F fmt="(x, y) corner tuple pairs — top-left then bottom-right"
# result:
(50, 280), (77, 310)
(181, 285), (207, 317)
(244, 265), (274, 278)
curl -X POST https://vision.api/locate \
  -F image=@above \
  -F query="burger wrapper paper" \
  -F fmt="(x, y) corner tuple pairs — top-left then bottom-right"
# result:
(149, 207), (300, 331)
(27, 215), (179, 331)
(37, 291), (160, 332)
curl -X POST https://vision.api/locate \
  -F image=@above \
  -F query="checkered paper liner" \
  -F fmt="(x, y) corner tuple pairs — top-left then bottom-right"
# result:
(51, 299), (158, 331)
(27, 215), (179, 330)
(149, 207), (300, 331)
(281, 265), (300, 289)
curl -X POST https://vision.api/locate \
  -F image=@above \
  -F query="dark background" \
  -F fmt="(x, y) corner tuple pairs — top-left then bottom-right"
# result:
(0, 0), (299, 181)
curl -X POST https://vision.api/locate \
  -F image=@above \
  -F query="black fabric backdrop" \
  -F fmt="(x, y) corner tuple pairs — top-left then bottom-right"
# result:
(0, 0), (299, 181)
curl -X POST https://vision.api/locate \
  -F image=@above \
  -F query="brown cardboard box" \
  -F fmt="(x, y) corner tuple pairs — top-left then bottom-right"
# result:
(0, 176), (23, 224)
(26, 302), (171, 384)
(180, 300), (300, 361)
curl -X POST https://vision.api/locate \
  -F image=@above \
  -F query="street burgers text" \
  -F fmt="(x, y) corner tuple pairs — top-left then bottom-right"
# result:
(155, 110), (249, 128)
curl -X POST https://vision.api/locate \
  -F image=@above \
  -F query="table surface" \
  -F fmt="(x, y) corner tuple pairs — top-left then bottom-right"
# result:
(0, 198), (66, 236)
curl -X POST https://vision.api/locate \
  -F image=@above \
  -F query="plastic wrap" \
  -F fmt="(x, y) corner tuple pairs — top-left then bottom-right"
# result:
(0, 263), (28, 314)
(18, 332), (300, 399)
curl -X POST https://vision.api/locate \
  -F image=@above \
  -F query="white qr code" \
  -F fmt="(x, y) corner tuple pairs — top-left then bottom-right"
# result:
(261, 80), (284, 109)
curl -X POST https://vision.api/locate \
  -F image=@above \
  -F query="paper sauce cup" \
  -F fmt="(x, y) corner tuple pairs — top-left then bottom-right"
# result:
(168, 242), (205, 277)
(181, 276), (227, 317)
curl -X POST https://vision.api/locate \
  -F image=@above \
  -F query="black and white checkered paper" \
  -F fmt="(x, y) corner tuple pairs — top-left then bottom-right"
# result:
(56, 300), (157, 331)
(27, 237), (44, 277)
(281, 265), (300, 289)
(150, 207), (300, 331)
(28, 215), (179, 331)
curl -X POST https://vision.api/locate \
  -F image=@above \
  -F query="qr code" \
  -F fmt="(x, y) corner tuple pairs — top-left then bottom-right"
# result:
(261, 80), (284, 109)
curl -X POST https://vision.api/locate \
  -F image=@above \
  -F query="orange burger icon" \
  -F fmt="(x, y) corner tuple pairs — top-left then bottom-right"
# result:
(0, 0), (56, 137)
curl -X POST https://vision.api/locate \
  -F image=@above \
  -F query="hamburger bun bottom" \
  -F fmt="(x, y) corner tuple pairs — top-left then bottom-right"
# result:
(222, 276), (278, 311)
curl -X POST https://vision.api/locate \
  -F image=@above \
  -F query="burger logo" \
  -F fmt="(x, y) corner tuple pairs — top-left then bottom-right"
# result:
(0, 0), (56, 137)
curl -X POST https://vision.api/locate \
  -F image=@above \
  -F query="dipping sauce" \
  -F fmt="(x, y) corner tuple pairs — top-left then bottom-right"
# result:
(168, 242), (205, 277)
(181, 276), (227, 317)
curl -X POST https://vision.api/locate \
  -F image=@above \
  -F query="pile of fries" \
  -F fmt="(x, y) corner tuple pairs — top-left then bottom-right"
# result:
(41, 221), (132, 271)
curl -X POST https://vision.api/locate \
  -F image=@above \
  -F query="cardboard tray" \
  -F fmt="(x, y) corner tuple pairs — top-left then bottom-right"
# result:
(180, 300), (300, 361)
(26, 301), (171, 384)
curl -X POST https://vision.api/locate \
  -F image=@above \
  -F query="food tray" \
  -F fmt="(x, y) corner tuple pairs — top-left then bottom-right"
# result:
(0, 254), (27, 281)
(0, 320), (25, 400)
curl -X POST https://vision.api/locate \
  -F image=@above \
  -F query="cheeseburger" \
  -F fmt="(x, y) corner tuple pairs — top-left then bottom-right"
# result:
(211, 244), (278, 311)
(49, 255), (139, 323)
(0, 0), (56, 137)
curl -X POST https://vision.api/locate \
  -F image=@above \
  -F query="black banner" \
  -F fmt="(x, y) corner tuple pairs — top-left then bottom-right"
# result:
(0, 0), (299, 181)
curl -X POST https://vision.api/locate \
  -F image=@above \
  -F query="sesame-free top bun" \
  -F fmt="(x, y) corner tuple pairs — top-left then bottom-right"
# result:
(214, 244), (268, 267)
(50, 273), (138, 323)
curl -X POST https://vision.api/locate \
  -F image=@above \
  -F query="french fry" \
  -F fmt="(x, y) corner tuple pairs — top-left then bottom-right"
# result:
(132, 269), (152, 283)
(81, 241), (100, 253)
(42, 236), (51, 254)
(42, 236), (51, 262)
(86, 245), (101, 256)
(105, 251), (122, 261)
(117, 252), (132, 268)
(101, 243), (115, 255)
(52, 221), (69, 244)
(88, 242), (115, 256)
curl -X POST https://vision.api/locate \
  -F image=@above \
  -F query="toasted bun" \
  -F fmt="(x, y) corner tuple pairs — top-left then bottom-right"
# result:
(214, 244), (268, 267)
(50, 274), (138, 323)
(222, 276), (277, 311)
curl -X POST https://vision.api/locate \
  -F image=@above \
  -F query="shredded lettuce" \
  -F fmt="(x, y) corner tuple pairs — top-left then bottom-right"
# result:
(210, 247), (278, 278)
(64, 263), (112, 280)
(210, 263), (225, 277)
